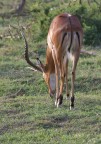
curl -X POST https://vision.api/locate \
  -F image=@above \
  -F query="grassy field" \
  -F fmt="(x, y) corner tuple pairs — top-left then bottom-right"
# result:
(0, 3), (101, 144)
(0, 33), (101, 144)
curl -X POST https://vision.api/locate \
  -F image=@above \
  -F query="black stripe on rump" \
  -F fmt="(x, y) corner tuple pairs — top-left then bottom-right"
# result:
(76, 32), (80, 46)
(61, 32), (73, 52)
(68, 32), (73, 52)
(61, 32), (67, 47)
(68, 17), (73, 52)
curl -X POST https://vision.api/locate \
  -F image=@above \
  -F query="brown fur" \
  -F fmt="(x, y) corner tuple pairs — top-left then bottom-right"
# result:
(24, 13), (83, 108)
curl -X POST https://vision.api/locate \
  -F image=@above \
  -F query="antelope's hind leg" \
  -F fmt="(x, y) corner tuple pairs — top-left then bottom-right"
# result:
(51, 49), (60, 107)
(58, 69), (64, 106)
(65, 60), (70, 98)
(70, 54), (80, 110)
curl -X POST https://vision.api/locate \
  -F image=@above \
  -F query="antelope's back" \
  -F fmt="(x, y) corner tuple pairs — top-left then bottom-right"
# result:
(47, 13), (83, 50)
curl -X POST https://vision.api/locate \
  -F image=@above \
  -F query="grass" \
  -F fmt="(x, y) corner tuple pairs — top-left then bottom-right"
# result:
(0, 94), (101, 144)
(0, 39), (101, 144)
(0, 10), (101, 144)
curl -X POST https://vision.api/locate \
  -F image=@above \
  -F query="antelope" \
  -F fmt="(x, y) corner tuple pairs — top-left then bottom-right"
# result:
(22, 13), (83, 109)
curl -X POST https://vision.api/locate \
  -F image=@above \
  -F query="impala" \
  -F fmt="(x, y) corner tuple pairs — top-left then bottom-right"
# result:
(22, 13), (83, 109)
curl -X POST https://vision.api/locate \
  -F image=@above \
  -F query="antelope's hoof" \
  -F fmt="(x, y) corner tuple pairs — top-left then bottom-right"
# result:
(55, 95), (63, 108)
(70, 96), (75, 110)
(58, 95), (63, 105)
(70, 105), (74, 110)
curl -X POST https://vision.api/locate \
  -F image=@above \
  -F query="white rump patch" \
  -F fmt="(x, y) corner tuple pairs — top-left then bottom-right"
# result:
(68, 14), (71, 17)
(67, 52), (74, 61)
(63, 32), (80, 63)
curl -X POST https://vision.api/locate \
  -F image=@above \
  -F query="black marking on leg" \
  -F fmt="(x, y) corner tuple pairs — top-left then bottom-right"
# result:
(68, 17), (73, 52)
(70, 96), (75, 108)
(76, 32), (80, 46)
(61, 32), (67, 47)
(67, 93), (70, 97)
(57, 95), (63, 105)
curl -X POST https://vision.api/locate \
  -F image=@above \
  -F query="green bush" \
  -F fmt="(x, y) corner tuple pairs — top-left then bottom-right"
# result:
(1, 0), (101, 46)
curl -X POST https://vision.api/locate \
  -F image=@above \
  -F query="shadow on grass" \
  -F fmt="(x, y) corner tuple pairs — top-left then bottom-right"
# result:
(1, 96), (101, 136)
(37, 122), (62, 129)
(41, 115), (68, 129)
(0, 114), (68, 135)
(29, 115), (68, 131)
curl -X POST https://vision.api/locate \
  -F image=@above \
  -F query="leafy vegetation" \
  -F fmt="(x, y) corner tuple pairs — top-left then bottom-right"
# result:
(0, 0), (101, 144)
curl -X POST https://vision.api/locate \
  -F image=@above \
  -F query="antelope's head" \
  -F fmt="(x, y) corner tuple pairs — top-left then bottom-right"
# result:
(21, 32), (56, 97)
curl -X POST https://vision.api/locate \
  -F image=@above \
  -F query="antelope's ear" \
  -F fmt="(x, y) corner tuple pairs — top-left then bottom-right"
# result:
(36, 58), (45, 72)
(26, 67), (38, 72)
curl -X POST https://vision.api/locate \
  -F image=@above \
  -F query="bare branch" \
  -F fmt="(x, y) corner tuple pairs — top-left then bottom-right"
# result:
(0, 0), (26, 18)
(80, 49), (96, 56)
(14, 0), (26, 15)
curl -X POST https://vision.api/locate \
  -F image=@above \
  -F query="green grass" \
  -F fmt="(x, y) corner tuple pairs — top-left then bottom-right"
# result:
(0, 3), (101, 143)
(0, 94), (101, 144)
(0, 38), (101, 144)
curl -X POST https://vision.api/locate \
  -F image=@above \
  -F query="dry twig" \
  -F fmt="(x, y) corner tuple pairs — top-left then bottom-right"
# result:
(80, 49), (96, 56)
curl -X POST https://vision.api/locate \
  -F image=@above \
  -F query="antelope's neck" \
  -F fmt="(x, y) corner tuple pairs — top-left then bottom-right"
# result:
(45, 47), (55, 74)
